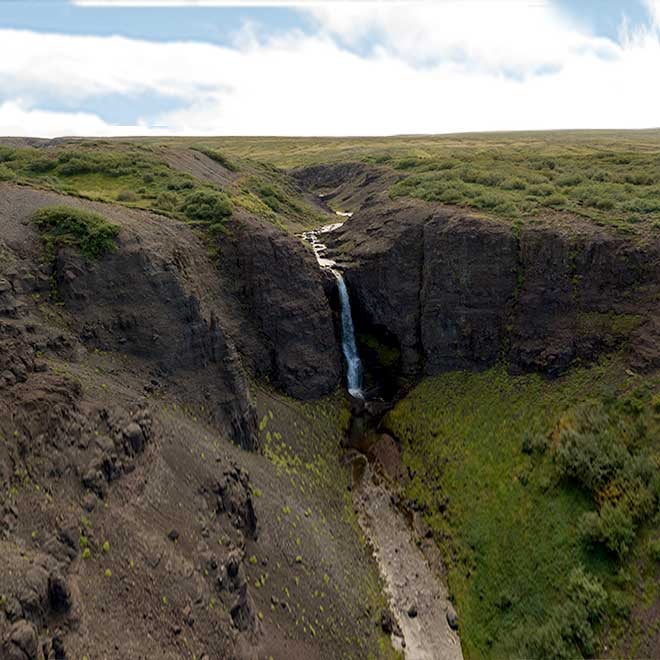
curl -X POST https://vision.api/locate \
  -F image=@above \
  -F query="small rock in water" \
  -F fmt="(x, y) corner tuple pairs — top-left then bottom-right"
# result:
(407, 605), (417, 618)
(167, 529), (179, 542)
(446, 603), (459, 630)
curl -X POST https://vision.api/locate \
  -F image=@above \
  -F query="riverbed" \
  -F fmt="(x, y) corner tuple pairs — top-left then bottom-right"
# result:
(302, 218), (463, 659)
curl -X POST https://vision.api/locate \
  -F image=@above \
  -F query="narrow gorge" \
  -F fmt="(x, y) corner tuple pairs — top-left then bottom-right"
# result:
(1, 135), (659, 660)
(303, 218), (462, 658)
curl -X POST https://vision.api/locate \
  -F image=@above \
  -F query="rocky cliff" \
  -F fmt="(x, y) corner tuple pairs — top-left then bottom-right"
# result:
(217, 212), (341, 399)
(0, 182), (385, 660)
(326, 195), (660, 378)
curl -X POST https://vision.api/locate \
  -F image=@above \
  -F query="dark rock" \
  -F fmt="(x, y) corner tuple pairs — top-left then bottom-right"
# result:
(48, 572), (71, 613)
(332, 200), (660, 377)
(49, 634), (66, 660)
(81, 467), (106, 499)
(217, 213), (341, 399)
(229, 583), (258, 633)
(123, 423), (144, 454)
(182, 604), (194, 627)
(167, 529), (179, 542)
(380, 610), (401, 636)
(407, 605), (417, 618)
(17, 564), (49, 620)
(4, 596), (23, 623)
(54, 238), (258, 451)
(226, 555), (240, 579)
(3, 619), (38, 660)
(214, 465), (257, 540)
(81, 493), (97, 513)
(446, 603), (459, 630)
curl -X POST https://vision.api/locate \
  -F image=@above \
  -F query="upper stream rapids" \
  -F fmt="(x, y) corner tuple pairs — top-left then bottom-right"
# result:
(302, 217), (463, 660)
(301, 220), (363, 398)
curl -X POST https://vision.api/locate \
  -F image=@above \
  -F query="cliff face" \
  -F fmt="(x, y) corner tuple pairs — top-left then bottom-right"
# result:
(329, 199), (660, 378)
(0, 183), (372, 660)
(217, 212), (342, 399)
(55, 236), (259, 451)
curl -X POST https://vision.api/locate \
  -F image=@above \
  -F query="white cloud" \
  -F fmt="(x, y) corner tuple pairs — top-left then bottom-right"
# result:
(72, 1), (393, 5)
(646, 0), (660, 27)
(0, 100), (167, 137)
(307, 1), (619, 73)
(2, 2), (660, 137)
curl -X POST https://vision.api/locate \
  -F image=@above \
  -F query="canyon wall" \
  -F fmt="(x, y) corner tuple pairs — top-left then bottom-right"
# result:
(328, 199), (660, 378)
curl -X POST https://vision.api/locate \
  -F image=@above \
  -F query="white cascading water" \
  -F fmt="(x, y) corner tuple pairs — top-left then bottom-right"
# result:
(334, 272), (363, 398)
(301, 216), (364, 399)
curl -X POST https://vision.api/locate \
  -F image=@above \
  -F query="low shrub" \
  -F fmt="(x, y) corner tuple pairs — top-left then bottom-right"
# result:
(26, 156), (56, 173)
(166, 179), (194, 191)
(553, 396), (658, 559)
(648, 538), (660, 562)
(523, 567), (607, 659)
(0, 146), (17, 163)
(553, 402), (628, 491)
(521, 430), (548, 455)
(33, 205), (120, 259)
(180, 188), (232, 225)
(0, 164), (15, 181)
(155, 191), (178, 212)
(579, 503), (636, 559)
(116, 190), (138, 202)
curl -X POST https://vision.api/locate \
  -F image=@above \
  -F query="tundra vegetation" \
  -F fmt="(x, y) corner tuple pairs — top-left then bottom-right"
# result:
(195, 129), (660, 234)
(1, 130), (659, 659)
(386, 362), (660, 659)
(33, 205), (120, 259)
(0, 140), (325, 233)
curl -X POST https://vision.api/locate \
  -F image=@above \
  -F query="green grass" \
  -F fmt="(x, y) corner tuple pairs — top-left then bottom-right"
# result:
(166, 130), (660, 233)
(385, 360), (660, 658)
(388, 148), (660, 228)
(0, 141), (328, 233)
(6, 131), (660, 233)
(33, 205), (120, 259)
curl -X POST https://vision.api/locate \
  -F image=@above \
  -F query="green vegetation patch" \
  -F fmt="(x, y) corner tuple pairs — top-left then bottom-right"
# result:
(1, 141), (328, 233)
(192, 131), (660, 233)
(385, 362), (659, 658)
(180, 188), (233, 232)
(192, 145), (238, 172)
(389, 149), (660, 227)
(33, 205), (120, 259)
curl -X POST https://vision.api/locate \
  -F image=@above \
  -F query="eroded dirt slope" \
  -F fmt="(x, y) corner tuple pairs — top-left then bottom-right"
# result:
(0, 183), (392, 659)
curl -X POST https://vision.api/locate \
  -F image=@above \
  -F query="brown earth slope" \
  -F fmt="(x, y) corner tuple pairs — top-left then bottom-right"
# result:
(0, 183), (391, 660)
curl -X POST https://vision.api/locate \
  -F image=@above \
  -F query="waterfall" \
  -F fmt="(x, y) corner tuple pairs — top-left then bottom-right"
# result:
(334, 271), (364, 398)
(302, 219), (364, 399)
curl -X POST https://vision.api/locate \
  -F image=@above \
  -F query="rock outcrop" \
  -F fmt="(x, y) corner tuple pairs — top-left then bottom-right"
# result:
(218, 212), (341, 399)
(329, 200), (660, 377)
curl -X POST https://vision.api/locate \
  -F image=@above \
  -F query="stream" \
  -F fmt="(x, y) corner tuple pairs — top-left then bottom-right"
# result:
(302, 219), (463, 660)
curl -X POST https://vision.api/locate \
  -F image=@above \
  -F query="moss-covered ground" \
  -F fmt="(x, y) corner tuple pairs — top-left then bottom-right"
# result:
(385, 360), (660, 659)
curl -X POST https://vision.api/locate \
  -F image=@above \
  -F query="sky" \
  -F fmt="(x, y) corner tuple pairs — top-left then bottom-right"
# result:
(0, 0), (659, 137)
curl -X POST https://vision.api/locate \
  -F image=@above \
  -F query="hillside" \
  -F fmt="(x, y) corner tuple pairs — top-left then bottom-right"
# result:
(1, 131), (659, 660)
